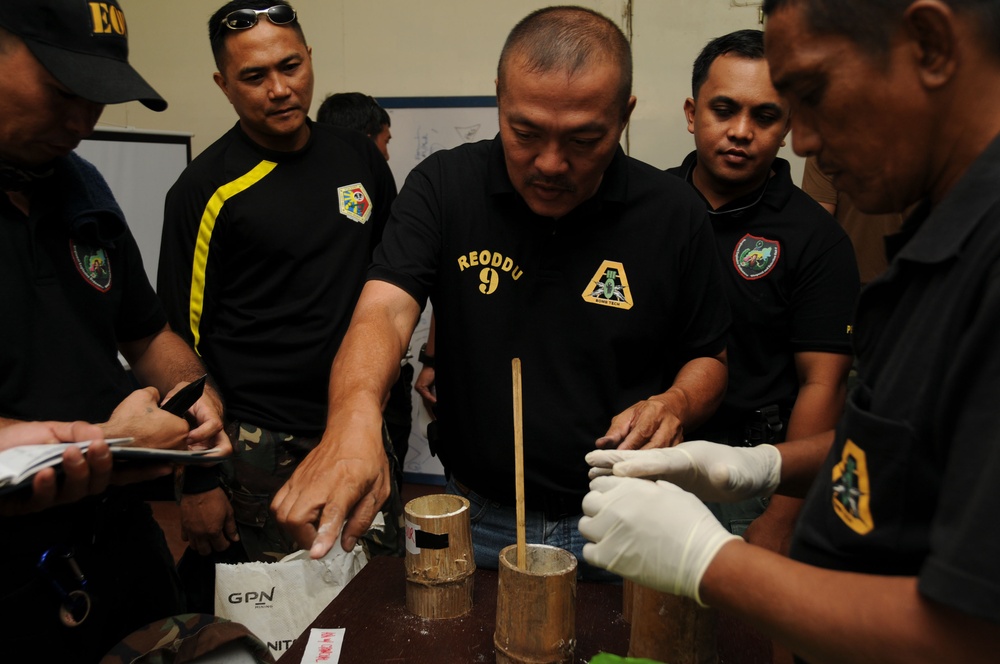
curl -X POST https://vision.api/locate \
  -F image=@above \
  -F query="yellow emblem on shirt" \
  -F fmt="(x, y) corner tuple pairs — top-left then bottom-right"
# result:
(582, 260), (633, 310)
(831, 439), (874, 535)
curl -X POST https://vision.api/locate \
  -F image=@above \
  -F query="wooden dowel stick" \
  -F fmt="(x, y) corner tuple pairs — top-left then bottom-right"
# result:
(512, 358), (526, 570)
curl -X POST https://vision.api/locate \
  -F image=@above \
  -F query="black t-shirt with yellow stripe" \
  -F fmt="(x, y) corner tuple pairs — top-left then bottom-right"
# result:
(158, 121), (395, 435)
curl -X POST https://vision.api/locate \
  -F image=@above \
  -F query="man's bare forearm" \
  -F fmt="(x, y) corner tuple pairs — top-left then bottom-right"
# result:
(702, 541), (1000, 664)
(325, 281), (422, 430)
(273, 280), (422, 557)
(653, 350), (728, 432)
(772, 430), (834, 497)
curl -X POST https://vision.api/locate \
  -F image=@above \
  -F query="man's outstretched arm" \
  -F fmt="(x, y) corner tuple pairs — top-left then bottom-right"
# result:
(273, 280), (421, 557)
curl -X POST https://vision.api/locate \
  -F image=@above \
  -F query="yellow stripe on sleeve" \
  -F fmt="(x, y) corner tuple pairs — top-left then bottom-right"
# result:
(189, 160), (277, 354)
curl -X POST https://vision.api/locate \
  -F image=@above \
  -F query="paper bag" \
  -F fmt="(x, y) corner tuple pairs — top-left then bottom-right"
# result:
(215, 543), (366, 659)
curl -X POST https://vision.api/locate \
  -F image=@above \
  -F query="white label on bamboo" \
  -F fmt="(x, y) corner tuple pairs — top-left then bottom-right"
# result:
(404, 518), (422, 555)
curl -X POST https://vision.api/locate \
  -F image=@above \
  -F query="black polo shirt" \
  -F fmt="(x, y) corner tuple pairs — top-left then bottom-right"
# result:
(0, 153), (164, 422)
(371, 137), (730, 510)
(791, 135), (1000, 622)
(668, 152), (858, 432)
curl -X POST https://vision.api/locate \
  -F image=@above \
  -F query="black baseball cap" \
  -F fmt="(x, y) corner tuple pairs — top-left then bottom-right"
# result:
(0, 0), (166, 111)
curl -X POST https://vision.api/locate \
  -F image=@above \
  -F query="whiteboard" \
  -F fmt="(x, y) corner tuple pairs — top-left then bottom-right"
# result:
(379, 96), (498, 190)
(75, 129), (192, 285)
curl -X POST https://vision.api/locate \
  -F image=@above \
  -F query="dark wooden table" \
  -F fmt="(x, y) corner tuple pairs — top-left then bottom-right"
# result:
(276, 555), (630, 663)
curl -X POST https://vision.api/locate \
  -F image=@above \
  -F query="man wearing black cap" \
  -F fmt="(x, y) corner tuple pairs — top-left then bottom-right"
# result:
(0, 1), (230, 660)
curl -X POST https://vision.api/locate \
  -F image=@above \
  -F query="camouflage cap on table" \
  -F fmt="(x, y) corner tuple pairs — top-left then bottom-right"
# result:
(100, 613), (275, 664)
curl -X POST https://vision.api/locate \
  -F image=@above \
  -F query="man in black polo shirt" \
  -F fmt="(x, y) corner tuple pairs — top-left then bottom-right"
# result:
(666, 30), (858, 553)
(273, 6), (731, 576)
(0, 0), (230, 660)
(157, 0), (400, 601)
(582, 0), (1000, 660)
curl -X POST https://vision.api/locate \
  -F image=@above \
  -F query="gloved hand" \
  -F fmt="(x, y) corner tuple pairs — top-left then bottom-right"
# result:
(579, 476), (740, 605)
(585, 440), (781, 503)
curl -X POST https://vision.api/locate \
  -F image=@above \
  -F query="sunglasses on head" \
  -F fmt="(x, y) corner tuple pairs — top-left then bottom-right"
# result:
(218, 4), (296, 34)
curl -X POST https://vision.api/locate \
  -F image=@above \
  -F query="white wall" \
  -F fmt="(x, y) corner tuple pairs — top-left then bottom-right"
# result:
(104, 1), (802, 179)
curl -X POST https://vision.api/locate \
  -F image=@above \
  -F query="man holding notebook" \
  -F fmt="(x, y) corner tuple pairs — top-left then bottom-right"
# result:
(0, 1), (228, 659)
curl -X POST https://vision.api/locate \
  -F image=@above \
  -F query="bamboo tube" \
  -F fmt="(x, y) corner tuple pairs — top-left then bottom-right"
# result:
(628, 583), (718, 664)
(404, 494), (475, 619)
(495, 544), (577, 664)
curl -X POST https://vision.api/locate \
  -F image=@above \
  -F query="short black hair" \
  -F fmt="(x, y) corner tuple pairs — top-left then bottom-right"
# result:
(762, 0), (1000, 59)
(208, 0), (306, 68)
(691, 29), (764, 99)
(497, 5), (633, 120)
(376, 104), (390, 129)
(316, 92), (389, 136)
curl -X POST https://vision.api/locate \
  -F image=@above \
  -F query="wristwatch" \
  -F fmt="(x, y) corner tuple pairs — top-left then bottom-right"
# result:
(418, 343), (434, 366)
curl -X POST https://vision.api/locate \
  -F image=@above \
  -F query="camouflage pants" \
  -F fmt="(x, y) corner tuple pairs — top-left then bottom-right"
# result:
(220, 420), (404, 562)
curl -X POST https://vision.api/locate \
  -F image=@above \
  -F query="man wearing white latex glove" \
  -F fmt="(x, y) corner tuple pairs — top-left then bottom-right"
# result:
(586, 440), (782, 503)
(665, 30), (856, 575)
(580, 476), (740, 603)
(581, 1), (1000, 662)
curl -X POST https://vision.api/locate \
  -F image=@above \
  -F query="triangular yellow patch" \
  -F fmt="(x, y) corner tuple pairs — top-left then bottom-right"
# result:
(581, 260), (633, 310)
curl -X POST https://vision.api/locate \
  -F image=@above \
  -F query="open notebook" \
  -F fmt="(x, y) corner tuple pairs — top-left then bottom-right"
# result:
(0, 438), (224, 494)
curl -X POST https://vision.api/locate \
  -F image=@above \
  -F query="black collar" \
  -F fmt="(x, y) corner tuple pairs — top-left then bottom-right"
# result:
(669, 150), (793, 221)
(234, 118), (314, 161)
(891, 133), (1000, 265)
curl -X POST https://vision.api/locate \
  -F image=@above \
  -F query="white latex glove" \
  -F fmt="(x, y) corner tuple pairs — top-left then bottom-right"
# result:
(585, 440), (781, 503)
(579, 475), (739, 605)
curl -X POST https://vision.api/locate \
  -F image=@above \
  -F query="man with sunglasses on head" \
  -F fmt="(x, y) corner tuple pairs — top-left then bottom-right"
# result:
(0, 0), (231, 660)
(157, 0), (401, 610)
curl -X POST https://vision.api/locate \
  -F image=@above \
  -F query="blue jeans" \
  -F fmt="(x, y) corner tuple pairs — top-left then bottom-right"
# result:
(445, 478), (619, 582)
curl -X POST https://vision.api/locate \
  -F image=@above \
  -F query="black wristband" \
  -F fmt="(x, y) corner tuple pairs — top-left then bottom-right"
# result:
(418, 343), (434, 366)
(181, 465), (222, 495)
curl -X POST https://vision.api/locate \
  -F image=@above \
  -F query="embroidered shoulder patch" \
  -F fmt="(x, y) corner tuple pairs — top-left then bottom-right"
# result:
(581, 260), (633, 310)
(338, 183), (372, 224)
(831, 439), (874, 535)
(70, 241), (111, 292)
(733, 234), (780, 280)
